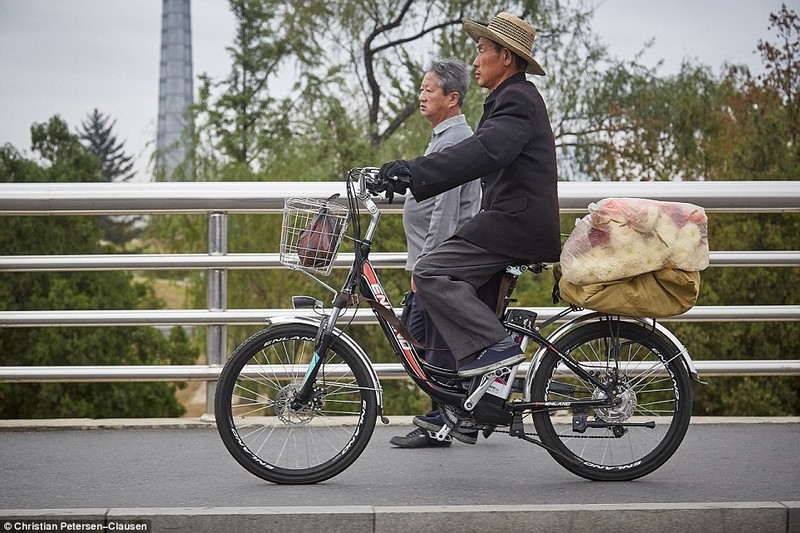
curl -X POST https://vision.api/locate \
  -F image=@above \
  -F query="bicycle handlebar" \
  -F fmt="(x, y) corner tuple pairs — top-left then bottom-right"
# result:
(348, 167), (384, 200)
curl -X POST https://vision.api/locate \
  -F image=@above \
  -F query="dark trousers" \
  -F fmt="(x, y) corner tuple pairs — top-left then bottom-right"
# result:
(406, 292), (456, 371)
(413, 237), (519, 363)
(406, 290), (455, 414)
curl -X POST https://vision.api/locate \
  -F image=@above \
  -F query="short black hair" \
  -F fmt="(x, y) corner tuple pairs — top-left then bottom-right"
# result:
(488, 40), (528, 73)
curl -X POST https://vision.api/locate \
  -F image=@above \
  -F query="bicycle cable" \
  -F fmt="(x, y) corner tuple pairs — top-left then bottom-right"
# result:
(330, 172), (365, 342)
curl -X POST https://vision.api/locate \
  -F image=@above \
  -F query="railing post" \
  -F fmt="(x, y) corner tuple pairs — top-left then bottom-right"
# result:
(205, 212), (228, 416)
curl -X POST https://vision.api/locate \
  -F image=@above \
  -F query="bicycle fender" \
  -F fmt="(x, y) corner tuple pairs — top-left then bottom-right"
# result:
(264, 315), (384, 410)
(522, 312), (703, 401)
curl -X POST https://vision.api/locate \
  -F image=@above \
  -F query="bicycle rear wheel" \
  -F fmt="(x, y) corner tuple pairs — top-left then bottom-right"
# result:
(215, 323), (378, 484)
(530, 319), (693, 481)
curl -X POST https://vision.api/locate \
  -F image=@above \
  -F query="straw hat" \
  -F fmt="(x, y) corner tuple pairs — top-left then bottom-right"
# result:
(463, 12), (545, 76)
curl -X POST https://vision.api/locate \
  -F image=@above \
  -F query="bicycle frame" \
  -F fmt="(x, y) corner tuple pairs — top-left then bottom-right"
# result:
(217, 167), (701, 484)
(291, 168), (703, 427)
(291, 170), (613, 420)
(363, 256), (623, 415)
(359, 258), (470, 406)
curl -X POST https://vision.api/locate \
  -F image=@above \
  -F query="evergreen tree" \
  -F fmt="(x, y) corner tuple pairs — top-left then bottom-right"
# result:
(77, 108), (140, 245)
(78, 109), (136, 182)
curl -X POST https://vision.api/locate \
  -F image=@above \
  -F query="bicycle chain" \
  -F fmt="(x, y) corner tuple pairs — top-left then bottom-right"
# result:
(450, 408), (620, 440)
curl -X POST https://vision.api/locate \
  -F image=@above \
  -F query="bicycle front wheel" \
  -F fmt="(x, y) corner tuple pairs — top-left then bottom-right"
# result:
(530, 319), (693, 481)
(215, 324), (378, 484)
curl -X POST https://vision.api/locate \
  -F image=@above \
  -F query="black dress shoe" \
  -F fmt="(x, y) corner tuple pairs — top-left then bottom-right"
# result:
(390, 427), (452, 448)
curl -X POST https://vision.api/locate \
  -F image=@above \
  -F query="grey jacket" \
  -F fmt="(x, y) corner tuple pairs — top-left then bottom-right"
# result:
(403, 114), (480, 269)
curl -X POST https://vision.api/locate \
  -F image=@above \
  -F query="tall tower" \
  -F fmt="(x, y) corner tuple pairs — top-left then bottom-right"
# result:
(157, 0), (193, 179)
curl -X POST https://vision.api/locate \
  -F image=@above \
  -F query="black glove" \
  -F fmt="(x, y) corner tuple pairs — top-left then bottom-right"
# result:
(376, 160), (411, 203)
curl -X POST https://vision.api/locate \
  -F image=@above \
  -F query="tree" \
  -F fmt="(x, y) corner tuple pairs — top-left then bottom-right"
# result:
(78, 109), (140, 245)
(706, 3), (799, 181)
(567, 5), (799, 185)
(188, 1), (608, 174)
(78, 109), (136, 182)
(683, 5), (799, 415)
(758, 3), (799, 149)
(0, 117), (197, 418)
(190, 0), (332, 173)
(324, 1), (603, 147)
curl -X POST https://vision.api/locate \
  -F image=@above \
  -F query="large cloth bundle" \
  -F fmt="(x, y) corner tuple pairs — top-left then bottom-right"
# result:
(557, 198), (709, 317)
(557, 266), (701, 318)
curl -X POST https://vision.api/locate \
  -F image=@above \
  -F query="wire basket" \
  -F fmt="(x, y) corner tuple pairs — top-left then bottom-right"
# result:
(280, 197), (350, 276)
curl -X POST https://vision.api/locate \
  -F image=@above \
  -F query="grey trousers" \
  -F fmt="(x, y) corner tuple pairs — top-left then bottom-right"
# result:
(412, 237), (519, 362)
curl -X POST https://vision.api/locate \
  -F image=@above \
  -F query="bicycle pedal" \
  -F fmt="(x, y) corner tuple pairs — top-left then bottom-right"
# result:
(463, 365), (515, 411)
(435, 424), (453, 441)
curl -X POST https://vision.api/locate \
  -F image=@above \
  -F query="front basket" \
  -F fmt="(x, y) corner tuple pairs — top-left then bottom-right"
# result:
(279, 197), (349, 276)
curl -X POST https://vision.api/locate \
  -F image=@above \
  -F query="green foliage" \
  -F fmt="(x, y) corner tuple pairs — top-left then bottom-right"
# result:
(0, 117), (198, 419)
(191, 0), (334, 170)
(670, 211), (800, 416)
(691, 376), (799, 416)
(568, 5), (799, 414)
(573, 4), (799, 183)
(672, 7), (799, 415)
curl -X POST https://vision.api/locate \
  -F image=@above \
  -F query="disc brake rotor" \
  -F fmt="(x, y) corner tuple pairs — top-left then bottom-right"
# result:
(593, 384), (637, 423)
(274, 383), (322, 425)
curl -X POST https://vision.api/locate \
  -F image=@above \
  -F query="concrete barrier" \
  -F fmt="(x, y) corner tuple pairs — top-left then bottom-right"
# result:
(3, 502), (799, 533)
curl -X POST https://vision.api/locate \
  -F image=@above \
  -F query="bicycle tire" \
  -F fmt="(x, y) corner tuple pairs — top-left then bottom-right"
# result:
(530, 319), (693, 481)
(215, 323), (378, 484)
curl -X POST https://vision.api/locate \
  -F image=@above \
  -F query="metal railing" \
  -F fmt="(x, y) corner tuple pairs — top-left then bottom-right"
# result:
(2, 180), (798, 214)
(1, 181), (799, 414)
(1, 359), (797, 382)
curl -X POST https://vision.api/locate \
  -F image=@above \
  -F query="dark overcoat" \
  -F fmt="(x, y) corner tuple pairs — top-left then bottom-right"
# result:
(406, 72), (561, 262)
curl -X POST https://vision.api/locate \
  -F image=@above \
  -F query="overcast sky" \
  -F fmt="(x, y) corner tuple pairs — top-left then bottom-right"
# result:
(0, 0), (784, 179)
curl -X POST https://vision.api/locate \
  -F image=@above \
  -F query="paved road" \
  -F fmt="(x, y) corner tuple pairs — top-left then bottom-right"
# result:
(0, 420), (798, 510)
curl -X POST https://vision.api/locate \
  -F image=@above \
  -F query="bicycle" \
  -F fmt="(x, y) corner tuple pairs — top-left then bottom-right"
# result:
(214, 167), (702, 484)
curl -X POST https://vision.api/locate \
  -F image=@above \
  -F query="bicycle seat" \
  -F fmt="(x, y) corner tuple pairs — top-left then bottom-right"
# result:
(505, 262), (549, 276)
(526, 262), (549, 274)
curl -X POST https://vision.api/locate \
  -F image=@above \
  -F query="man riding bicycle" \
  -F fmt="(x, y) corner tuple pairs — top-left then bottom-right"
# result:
(377, 12), (561, 440)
